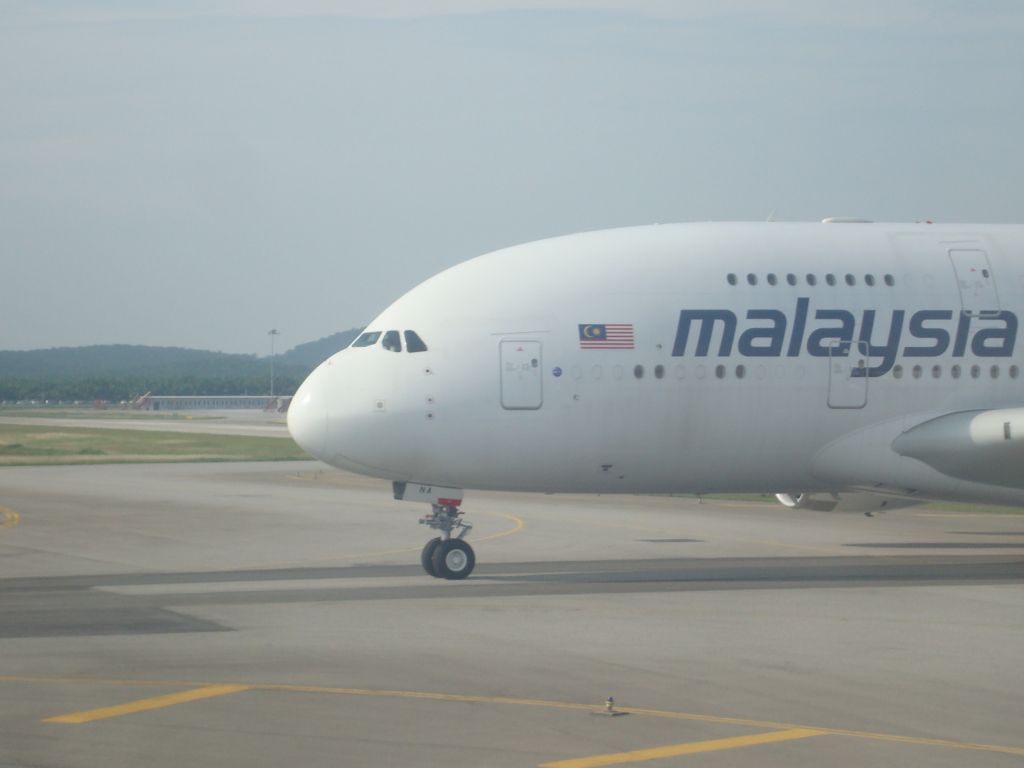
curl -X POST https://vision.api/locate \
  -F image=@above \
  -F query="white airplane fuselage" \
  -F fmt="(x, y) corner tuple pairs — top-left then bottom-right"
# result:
(288, 222), (1024, 508)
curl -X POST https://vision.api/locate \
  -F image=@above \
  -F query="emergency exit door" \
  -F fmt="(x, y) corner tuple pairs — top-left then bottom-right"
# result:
(500, 340), (542, 410)
(827, 340), (870, 409)
(949, 249), (1000, 316)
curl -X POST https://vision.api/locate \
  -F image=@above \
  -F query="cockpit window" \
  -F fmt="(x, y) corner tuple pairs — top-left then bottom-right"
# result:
(382, 330), (402, 352)
(404, 331), (428, 353)
(352, 331), (381, 347)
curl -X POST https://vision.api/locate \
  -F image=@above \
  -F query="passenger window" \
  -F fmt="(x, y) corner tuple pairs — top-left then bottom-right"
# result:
(404, 331), (428, 353)
(352, 331), (382, 347)
(382, 330), (402, 352)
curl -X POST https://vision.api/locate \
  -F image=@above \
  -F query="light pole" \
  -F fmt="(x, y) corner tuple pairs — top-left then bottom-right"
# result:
(268, 329), (280, 397)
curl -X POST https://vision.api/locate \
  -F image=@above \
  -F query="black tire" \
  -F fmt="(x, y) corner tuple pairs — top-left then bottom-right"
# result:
(430, 539), (475, 580)
(421, 537), (442, 577)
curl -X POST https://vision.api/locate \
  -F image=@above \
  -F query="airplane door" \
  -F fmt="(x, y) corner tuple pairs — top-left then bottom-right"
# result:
(949, 249), (1000, 316)
(500, 340), (542, 410)
(827, 340), (869, 409)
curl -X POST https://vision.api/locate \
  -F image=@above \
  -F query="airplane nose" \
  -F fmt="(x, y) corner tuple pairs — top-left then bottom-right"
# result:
(287, 369), (328, 459)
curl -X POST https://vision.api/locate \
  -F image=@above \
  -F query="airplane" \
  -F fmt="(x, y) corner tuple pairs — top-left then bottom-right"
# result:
(287, 219), (1024, 579)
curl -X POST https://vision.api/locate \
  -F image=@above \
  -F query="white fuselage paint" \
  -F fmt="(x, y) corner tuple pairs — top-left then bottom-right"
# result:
(288, 222), (1024, 506)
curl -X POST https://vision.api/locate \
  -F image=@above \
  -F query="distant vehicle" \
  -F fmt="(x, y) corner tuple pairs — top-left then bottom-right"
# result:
(289, 220), (1024, 579)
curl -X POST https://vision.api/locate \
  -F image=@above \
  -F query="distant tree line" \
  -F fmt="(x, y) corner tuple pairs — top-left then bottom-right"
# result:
(0, 374), (309, 403)
(0, 329), (361, 403)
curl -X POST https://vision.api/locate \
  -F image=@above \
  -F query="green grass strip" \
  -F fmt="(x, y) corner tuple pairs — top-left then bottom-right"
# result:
(0, 423), (307, 465)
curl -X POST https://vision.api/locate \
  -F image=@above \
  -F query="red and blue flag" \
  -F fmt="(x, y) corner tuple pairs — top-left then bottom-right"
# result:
(578, 324), (635, 349)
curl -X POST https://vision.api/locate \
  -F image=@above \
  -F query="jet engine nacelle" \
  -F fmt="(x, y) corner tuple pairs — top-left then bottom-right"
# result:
(775, 492), (921, 513)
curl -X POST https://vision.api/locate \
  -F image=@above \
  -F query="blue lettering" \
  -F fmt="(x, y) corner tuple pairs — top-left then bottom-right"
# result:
(972, 311), (1017, 356)
(786, 298), (809, 357)
(858, 309), (904, 377)
(738, 309), (787, 356)
(806, 310), (855, 357)
(672, 309), (736, 357)
(952, 312), (971, 356)
(904, 310), (952, 357)
(668, 302), (1018, 365)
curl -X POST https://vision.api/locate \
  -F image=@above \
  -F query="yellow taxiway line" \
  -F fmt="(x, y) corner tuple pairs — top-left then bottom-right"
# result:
(475, 509), (526, 543)
(7, 674), (1020, 757)
(45, 684), (250, 724)
(538, 728), (825, 767)
(0, 506), (20, 530)
(914, 512), (1021, 518)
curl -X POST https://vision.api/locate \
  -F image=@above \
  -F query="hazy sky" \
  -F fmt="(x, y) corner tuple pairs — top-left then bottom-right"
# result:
(3, 1), (1023, 354)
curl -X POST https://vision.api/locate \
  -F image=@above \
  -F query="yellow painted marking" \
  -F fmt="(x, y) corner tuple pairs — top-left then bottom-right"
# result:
(914, 512), (1022, 518)
(474, 510), (526, 543)
(3, 675), (1019, 756)
(538, 728), (825, 767)
(0, 506), (20, 530)
(45, 684), (249, 724)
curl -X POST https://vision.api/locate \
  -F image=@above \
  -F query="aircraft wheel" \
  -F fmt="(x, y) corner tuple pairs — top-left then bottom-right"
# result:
(421, 537), (442, 577)
(431, 539), (475, 580)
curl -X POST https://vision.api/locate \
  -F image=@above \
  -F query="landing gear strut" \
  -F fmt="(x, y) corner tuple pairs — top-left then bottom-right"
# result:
(419, 504), (475, 580)
(392, 483), (475, 580)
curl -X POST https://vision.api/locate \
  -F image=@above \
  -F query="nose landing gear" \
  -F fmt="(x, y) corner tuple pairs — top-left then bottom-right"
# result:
(393, 482), (475, 580)
(419, 504), (475, 579)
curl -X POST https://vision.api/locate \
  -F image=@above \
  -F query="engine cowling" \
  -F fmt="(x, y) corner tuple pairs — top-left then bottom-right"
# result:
(775, 492), (921, 513)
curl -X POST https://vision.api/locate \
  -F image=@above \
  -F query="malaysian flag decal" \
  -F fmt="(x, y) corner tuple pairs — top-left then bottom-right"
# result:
(578, 323), (635, 349)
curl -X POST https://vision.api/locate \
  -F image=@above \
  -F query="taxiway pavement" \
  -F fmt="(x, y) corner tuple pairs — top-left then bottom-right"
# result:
(1, 461), (1022, 767)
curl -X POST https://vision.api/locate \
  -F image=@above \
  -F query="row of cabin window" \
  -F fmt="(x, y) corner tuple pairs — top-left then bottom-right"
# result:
(351, 330), (428, 353)
(622, 363), (1019, 380)
(727, 272), (896, 288)
(892, 363), (1019, 380)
